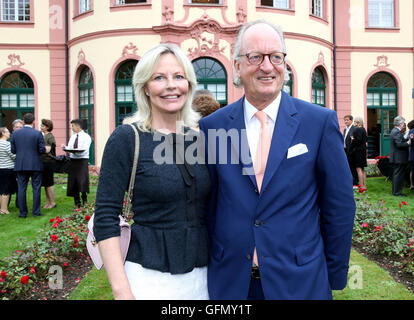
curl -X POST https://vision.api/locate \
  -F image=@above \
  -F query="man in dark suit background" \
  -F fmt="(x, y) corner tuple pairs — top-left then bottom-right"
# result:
(389, 116), (411, 197)
(10, 113), (46, 218)
(343, 115), (358, 186)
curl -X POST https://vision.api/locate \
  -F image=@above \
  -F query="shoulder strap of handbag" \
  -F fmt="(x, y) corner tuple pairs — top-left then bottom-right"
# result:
(123, 123), (140, 221)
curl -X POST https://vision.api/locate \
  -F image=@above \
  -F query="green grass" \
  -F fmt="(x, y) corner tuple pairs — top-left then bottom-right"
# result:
(333, 250), (414, 300)
(364, 176), (414, 219)
(0, 175), (97, 259)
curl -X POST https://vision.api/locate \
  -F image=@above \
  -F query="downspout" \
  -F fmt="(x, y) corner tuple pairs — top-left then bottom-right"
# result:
(65, 0), (69, 143)
(333, 0), (337, 112)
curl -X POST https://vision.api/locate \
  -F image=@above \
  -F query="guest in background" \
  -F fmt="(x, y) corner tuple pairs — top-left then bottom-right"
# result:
(192, 93), (220, 118)
(10, 113), (46, 218)
(389, 116), (411, 197)
(349, 117), (368, 191)
(12, 119), (23, 132)
(9, 119), (24, 208)
(0, 127), (17, 214)
(40, 119), (57, 209)
(343, 115), (358, 186)
(62, 119), (92, 208)
(407, 120), (414, 191)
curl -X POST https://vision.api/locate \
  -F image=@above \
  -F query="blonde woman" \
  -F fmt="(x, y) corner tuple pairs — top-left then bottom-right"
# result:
(93, 44), (210, 300)
(349, 116), (368, 190)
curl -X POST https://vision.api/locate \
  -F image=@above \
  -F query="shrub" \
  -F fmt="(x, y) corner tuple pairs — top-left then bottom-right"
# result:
(353, 192), (414, 276)
(0, 204), (94, 300)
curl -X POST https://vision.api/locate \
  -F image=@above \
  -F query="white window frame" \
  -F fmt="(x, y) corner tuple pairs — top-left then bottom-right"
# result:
(79, 0), (90, 14)
(1, 0), (30, 22)
(313, 0), (323, 18)
(368, 0), (394, 28)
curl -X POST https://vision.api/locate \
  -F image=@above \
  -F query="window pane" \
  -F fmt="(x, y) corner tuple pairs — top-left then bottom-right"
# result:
(368, 0), (394, 27)
(273, 0), (289, 8)
(313, 0), (323, 18)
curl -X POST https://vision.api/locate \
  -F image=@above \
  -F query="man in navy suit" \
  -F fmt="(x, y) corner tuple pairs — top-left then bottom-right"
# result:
(199, 20), (356, 299)
(10, 113), (46, 218)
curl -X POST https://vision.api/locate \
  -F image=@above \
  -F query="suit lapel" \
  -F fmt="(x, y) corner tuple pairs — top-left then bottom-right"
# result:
(227, 97), (257, 189)
(261, 92), (299, 192)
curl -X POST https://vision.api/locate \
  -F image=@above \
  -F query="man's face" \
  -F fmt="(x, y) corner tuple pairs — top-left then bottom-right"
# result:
(13, 122), (23, 131)
(71, 123), (81, 133)
(234, 23), (286, 110)
(344, 117), (352, 128)
(399, 122), (406, 133)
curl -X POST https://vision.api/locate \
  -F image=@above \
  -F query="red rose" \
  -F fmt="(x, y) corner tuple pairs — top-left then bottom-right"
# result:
(401, 201), (407, 205)
(1, 270), (6, 279)
(30, 267), (35, 274)
(51, 234), (58, 242)
(73, 243), (78, 248)
(85, 215), (90, 221)
(20, 276), (29, 285)
(362, 223), (368, 228)
(73, 236), (79, 243)
(49, 218), (55, 223)
(63, 262), (69, 267)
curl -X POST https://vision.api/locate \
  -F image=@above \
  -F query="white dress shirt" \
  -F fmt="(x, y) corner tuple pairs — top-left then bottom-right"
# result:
(343, 123), (353, 148)
(66, 130), (91, 159)
(243, 92), (281, 166)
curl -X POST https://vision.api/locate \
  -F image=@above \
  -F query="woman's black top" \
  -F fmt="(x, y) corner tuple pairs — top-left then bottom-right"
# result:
(93, 124), (211, 275)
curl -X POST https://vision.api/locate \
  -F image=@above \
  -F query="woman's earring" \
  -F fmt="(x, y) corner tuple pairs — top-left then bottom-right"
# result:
(145, 92), (150, 96)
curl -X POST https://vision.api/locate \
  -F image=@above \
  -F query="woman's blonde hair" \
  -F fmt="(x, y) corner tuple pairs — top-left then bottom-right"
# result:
(123, 43), (200, 132)
(353, 116), (364, 126)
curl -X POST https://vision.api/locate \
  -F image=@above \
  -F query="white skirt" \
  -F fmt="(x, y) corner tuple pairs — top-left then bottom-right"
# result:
(124, 261), (209, 300)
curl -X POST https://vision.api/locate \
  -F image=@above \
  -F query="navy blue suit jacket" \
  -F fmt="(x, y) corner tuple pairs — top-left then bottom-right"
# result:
(10, 126), (46, 171)
(199, 92), (356, 300)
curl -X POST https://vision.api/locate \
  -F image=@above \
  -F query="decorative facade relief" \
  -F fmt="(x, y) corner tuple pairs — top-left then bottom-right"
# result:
(374, 55), (390, 68)
(78, 49), (86, 64)
(122, 42), (138, 57)
(7, 54), (25, 68)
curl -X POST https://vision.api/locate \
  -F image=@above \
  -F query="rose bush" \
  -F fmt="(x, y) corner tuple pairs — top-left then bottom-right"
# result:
(353, 191), (414, 276)
(0, 204), (94, 300)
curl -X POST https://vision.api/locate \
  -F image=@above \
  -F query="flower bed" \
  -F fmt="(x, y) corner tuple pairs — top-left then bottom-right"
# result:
(0, 205), (94, 300)
(352, 191), (414, 278)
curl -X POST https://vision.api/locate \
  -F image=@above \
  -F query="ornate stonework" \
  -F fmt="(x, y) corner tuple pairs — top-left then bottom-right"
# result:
(78, 49), (86, 64)
(122, 42), (138, 57)
(374, 55), (390, 68)
(7, 54), (25, 68)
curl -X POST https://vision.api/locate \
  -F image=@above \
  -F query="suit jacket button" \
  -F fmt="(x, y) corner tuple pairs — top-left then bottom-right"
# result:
(246, 254), (251, 260)
(254, 219), (262, 227)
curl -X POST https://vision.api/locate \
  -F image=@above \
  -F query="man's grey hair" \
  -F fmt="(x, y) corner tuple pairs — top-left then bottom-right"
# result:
(12, 119), (23, 128)
(232, 19), (288, 88)
(394, 116), (405, 127)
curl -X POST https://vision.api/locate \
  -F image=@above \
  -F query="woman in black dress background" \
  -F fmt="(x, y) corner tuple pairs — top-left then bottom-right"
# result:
(349, 116), (368, 191)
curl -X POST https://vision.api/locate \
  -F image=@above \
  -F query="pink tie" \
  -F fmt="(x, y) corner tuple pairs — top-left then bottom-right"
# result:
(253, 110), (271, 266)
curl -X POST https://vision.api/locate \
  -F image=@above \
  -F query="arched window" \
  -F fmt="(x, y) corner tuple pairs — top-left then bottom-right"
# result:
(0, 71), (34, 129)
(115, 60), (137, 126)
(283, 65), (293, 96)
(78, 67), (95, 165)
(311, 67), (326, 107)
(366, 71), (397, 158)
(192, 57), (227, 107)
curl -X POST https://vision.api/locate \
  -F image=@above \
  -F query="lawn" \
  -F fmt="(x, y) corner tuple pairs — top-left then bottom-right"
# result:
(0, 174), (97, 259)
(1, 175), (413, 300)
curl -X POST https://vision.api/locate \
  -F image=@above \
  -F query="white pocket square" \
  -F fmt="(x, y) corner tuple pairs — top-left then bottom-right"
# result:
(287, 143), (308, 159)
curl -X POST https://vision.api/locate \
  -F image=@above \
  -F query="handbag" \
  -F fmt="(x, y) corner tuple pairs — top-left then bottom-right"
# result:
(86, 123), (140, 270)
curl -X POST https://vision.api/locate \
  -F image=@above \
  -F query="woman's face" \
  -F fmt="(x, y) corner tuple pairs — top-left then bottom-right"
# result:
(1, 128), (10, 140)
(145, 53), (189, 118)
(40, 123), (48, 133)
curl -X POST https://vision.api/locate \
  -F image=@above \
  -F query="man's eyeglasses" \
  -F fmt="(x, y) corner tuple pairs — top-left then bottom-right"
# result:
(239, 52), (286, 66)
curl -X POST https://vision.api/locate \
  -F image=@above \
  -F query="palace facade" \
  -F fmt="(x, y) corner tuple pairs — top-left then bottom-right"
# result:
(0, 0), (413, 166)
